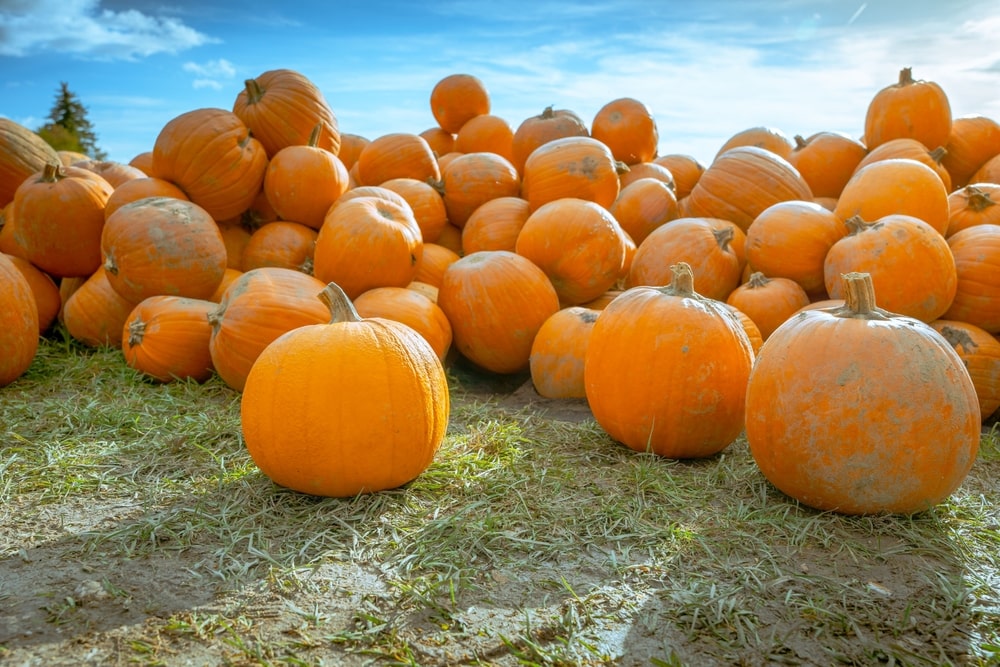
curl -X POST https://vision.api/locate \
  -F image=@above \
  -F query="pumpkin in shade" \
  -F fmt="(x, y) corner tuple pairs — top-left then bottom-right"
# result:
(353, 286), (453, 361)
(529, 306), (599, 399)
(102, 196), (228, 303)
(413, 243), (460, 288)
(584, 262), (754, 458)
(122, 296), (216, 383)
(313, 195), (423, 299)
(745, 272), (980, 515)
(430, 73), (490, 135)
(241, 221), (317, 274)
(151, 108), (267, 221)
(864, 67), (952, 152)
(6, 253), (60, 334)
(515, 198), (628, 305)
(0, 252), (39, 387)
(381, 177), (449, 243)
(208, 267), (330, 392)
(232, 68), (341, 158)
(929, 319), (1000, 421)
(438, 250), (560, 374)
(11, 162), (113, 278)
(241, 282), (449, 497)
(61, 266), (137, 348)
(0, 117), (61, 208)
(942, 224), (1000, 333)
(823, 214), (956, 323)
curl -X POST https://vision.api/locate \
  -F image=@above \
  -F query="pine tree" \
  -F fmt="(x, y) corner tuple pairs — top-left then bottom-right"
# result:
(36, 82), (107, 160)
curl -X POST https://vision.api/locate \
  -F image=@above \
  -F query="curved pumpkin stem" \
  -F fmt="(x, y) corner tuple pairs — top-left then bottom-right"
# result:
(307, 123), (322, 148)
(713, 225), (735, 250)
(746, 271), (770, 289)
(793, 134), (808, 150)
(830, 272), (892, 321)
(243, 78), (265, 104)
(40, 162), (64, 183)
(964, 185), (995, 212)
(844, 215), (874, 235)
(898, 67), (915, 86)
(127, 317), (146, 347)
(929, 146), (947, 165)
(318, 282), (362, 324)
(660, 262), (697, 298)
(540, 105), (555, 119)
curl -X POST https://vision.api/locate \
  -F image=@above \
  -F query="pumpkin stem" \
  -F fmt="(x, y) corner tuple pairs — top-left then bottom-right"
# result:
(660, 262), (697, 298)
(540, 105), (555, 119)
(40, 162), (64, 183)
(127, 317), (146, 347)
(898, 67), (914, 86)
(307, 123), (322, 148)
(793, 134), (807, 150)
(844, 215), (872, 235)
(615, 160), (631, 175)
(929, 146), (947, 165)
(830, 272), (892, 321)
(713, 225), (735, 250)
(318, 282), (362, 324)
(103, 252), (119, 276)
(747, 271), (770, 289)
(963, 185), (995, 212)
(243, 78), (265, 104)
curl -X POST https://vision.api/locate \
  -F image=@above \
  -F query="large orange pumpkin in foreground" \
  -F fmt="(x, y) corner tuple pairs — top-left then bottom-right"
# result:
(745, 272), (980, 515)
(241, 282), (449, 497)
(584, 262), (754, 458)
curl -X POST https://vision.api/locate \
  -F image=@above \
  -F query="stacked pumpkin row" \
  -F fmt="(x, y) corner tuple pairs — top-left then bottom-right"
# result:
(0, 67), (998, 512)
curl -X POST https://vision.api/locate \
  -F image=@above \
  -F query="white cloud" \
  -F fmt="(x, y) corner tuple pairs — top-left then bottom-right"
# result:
(182, 58), (236, 90)
(0, 0), (217, 59)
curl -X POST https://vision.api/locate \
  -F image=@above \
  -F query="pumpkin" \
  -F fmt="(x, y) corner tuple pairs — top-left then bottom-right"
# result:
(122, 295), (216, 382)
(419, 127), (455, 158)
(102, 196), (228, 303)
(210, 267), (243, 303)
(219, 222), (252, 270)
(683, 146), (813, 232)
(521, 136), (622, 212)
(70, 159), (146, 189)
(833, 158), (950, 237)
(454, 114), (515, 163)
(430, 73), (490, 135)
(128, 151), (154, 175)
(864, 67), (952, 152)
(515, 198), (628, 305)
(823, 214), (956, 323)
(971, 153), (1000, 185)
(511, 106), (589, 174)
(941, 115), (1000, 188)
(584, 262), (754, 458)
(263, 124), (350, 230)
(11, 163), (113, 278)
(151, 108), (268, 221)
(653, 154), (705, 199)
(461, 196), (531, 255)
(241, 221), (317, 274)
(528, 306), (599, 399)
(241, 282), (449, 497)
(714, 126), (794, 162)
(852, 137), (951, 191)
(61, 266), (137, 348)
(413, 242), (460, 288)
(942, 224), (1000, 333)
(609, 177), (679, 246)
(745, 200), (847, 297)
(929, 319), (1000, 421)
(381, 177), (449, 243)
(355, 133), (441, 186)
(626, 217), (744, 301)
(6, 253), (60, 333)
(353, 286), (453, 361)
(438, 151), (520, 228)
(787, 131), (868, 199)
(617, 161), (675, 191)
(745, 271), (980, 515)
(208, 267), (330, 392)
(103, 177), (189, 222)
(724, 303), (764, 355)
(590, 97), (659, 165)
(0, 117), (61, 208)
(232, 68), (340, 158)
(434, 222), (464, 256)
(0, 252), (39, 386)
(313, 195), (423, 299)
(946, 184), (1000, 237)
(726, 272), (810, 341)
(437, 250), (560, 374)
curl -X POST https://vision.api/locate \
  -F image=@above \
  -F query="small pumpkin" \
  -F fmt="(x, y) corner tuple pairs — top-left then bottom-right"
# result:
(942, 224), (1000, 333)
(355, 133), (441, 186)
(438, 151), (520, 228)
(929, 319), (1000, 421)
(122, 295), (216, 383)
(941, 115), (1000, 188)
(529, 306), (599, 399)
(454, 113), (515, 163)
(241, 282), (449, 497)
(61, 266), (137, 348)
(590, 97), (659, 165)
(430, 73), (490, 135)
(787, 132), (868, 199)
(461, 196), (531, 255)
(241, 221), (318, 274)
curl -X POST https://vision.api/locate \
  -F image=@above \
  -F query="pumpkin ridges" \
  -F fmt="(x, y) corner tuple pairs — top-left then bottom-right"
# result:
(121, 295), (216, 382)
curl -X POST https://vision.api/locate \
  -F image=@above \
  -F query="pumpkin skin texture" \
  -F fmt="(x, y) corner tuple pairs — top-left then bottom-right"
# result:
(102, 196), (228, 304)
(834, 158), (950, 237)
(438, 250), (560, 374)
(430, 73), (490, 135)
(653, 154), (704, 199)
(0, 252), (39, 387)
(610, 177), (679, 246)
(240, 221), (317, 274)
(122, 295), (216, 383)
(787, 132), (868, 200)
(232, 69), (341, 158)
(942, 224), (1000, 333)
(356, 133), (441, 187)
(263, 129), (350, 230)
(529, 306), (599, 399)
(714, 126), (794, 162)
(6, 254), (59, 333)
(930, 319), (1000, 421)
(381, 177), (449, 243)
(11, 163), (113, 278)
(515, 198), (628, 305)
(439, 152), (521, 228)
(726, 272), (810, 341)
(585, 262), (754, 459)
(0, 117), (61, 208)
(511, 106), (590, 174)
(823, 214), (956, 323)
(151, 108), (268, 221)
(461, 196), (531, 255)
(864, 67), (952, 152)
(853, 138), (951, 191)
(745, 272), (980, 515)
(590, 97), (659, 165)
(241, 283), (449, 497)
(104, 177), (190, 221)
(208, 267), (330, 392)
(521, 136), (622, 212)
(682, 146), (813, 232)
(454, 113), (515, 162)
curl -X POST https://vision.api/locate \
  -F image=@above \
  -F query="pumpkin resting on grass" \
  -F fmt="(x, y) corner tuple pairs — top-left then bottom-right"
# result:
(745, 272), (980, 515)
(240, 282), (449, 497)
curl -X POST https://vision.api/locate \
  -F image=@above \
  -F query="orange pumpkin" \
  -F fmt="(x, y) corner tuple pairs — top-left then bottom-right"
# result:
(529, 306), (599, 399)
(61, 266), (137, 348)
(430, 73), (490, 135)
(521, 136), (621, 212)
(122, 295), (216, 382)
(6, 254), (59, 333)
(355, 133), (441, 186)
(232, 68), (340, 158)
(128, 151), (154, 175)
(461, 196), (531, 255)
(929, 319), (1000, 421)
(787, 131), (868, 199)
(313, 195), (423, 299)
(151, 108), (267, 221)
(70, 159), (146, 189)
(726, 272), (810, 341)
(946, 184), (1000, 237)
(864, 67), (952, 152)
(380, 177), (449, 243)
(454, 113), (515, 163)
(413, 242), (460, 288)
(0, 117), (60, 208)
(419, 127), (455, 158)
(353, 286), (453, 361)
(971, 153), (1000, 185)
(103, 177), (190, 221)
(609, 177), (679, 246)
(834, 158), (950, 236)
(511, 106), (589, 174)
(241, 221), (317, 274)
(585, 262), (754, 458)
(852, 137), (951, 191)
(714, 126), (794, 162)
(653, 154), (704, 199)
(0, 252), (39, 386)
(617, 161), (675, 191)
(942, 224), (1000, 333)
(102, 196), (228, 303)
(263, 125), (350, 230)
(515, 198), (628, 305)
(941, 115), (1000, 188)
(439, 151), (520, 228)
(437, 250), (560, 374)
(241, 282), (449, 497)
(590, 97), (659, 165)
(823, 214), (956, 323)
(746, 272), (979, 515)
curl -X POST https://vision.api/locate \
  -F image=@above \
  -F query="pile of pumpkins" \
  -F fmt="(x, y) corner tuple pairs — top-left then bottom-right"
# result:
(1, 67), (998, 514)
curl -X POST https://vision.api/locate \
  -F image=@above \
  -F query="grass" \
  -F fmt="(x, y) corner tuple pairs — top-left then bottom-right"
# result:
(1, 332), (999, 666)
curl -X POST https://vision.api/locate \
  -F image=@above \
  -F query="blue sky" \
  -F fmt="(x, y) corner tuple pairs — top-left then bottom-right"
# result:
(2, 0), (999, 165)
